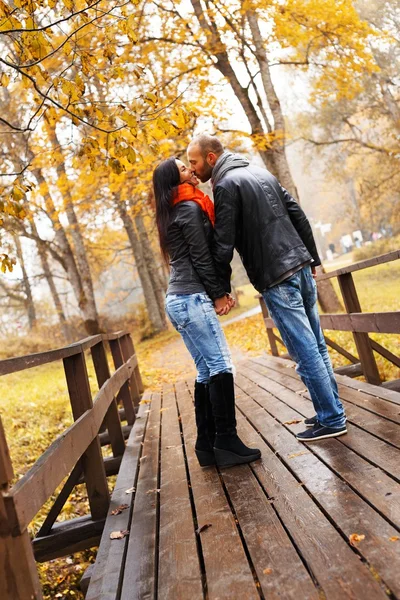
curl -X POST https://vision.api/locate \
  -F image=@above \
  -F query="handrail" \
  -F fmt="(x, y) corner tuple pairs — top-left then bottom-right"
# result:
(0, 331), (130, 376)
(4, 355), (136, 534)
(316, 249), (400, 281)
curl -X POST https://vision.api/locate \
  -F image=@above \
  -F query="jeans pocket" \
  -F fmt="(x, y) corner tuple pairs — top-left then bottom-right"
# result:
(165, 298), (190, 329)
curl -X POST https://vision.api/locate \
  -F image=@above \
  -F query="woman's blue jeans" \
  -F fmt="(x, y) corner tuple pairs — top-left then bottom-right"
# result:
(262, 266), (346, 429)
(165, 293), (233, 384)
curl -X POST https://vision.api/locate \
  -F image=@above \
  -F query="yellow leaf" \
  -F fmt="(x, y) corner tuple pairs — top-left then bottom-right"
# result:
(0, 72), (9, 86)
(121, 110), (137, 128)
(126, 146), (136, 164)
(108, 158), (125, 175)
(349, 533), (365, 546)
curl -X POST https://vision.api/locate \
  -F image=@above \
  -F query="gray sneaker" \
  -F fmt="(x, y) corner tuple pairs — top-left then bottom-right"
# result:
(296, 422), (347, 442)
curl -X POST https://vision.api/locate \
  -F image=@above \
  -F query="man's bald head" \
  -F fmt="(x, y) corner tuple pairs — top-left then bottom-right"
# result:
(187, 134), (224, 182)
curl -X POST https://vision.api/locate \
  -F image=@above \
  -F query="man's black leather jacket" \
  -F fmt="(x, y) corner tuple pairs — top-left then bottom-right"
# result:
(166, 201), (226, 300)
(212, 164), (321, 293)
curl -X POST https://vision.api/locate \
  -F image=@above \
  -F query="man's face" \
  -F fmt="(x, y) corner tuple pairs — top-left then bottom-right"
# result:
(187, 143), (215, 183)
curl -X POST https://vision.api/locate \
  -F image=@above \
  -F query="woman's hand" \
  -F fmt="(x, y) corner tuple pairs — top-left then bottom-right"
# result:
(214, 295), (231, 316)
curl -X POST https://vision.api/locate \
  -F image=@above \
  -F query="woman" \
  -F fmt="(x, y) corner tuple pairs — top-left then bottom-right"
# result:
(152, 157), (261, 468)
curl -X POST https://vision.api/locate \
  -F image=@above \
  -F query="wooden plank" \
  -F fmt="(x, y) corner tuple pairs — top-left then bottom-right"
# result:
(157, 385), (203, 600)
(338, 273), (380, 384)
(250, 357), (400, 448)
(120, 392), (162, 600)
(85, 400), (149, 600)
(259, 295), (279, 356)
(316, 249), (400, 281)
(6, 357), (135, 533)
(243, 359), (400, 481)
(333, 363), (363, 377)
(221, 465), (319, 599)
(0, 344), (82, 376)
(236, 372), (400, 530)
(324, 335), (359, 363)
(319, 312), (400, 334)
(175, 380), (259, 600)
(233, 383), (397, 599)
(33, 515), (105, 562)
(91, 340), (126, 457)
(382, 379), (400, 392)
(370, 339), (400, 369)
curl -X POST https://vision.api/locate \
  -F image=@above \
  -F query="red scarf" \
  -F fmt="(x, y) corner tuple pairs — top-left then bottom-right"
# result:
(172, 182), (215, 226)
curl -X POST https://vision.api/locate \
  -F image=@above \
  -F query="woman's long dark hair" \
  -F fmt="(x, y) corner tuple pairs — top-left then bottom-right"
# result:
(153, 157), (180, 263)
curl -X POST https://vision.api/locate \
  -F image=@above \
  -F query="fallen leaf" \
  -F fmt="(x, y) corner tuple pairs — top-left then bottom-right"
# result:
(284, 419), (302, 425)
(146, 488), (161, 494)
(125, 487), (136, 494)
(166, 445), (176, 449)
(389, 536), (400, 542)
(287, 451), (308, 459)
(263, 568), (273, 575)
(160, 407), (169, 412)
(111, 504), (129, 515)
(296, 389), (307, 395)
(110, 530), (129, 540)
(196, 523), (212, 534)
(349, 533), (365, 546)
(139, 398), (151, 404)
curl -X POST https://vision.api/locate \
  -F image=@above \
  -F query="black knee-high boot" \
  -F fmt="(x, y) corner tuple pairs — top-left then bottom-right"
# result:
(194, 381), (216, 467)
(209, 373), (261, 467)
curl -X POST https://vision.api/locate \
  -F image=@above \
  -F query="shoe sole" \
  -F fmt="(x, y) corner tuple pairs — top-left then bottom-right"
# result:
(214, 447), (261, 468)
(195, 449), (216, 467)
(296, 429), (347, 442)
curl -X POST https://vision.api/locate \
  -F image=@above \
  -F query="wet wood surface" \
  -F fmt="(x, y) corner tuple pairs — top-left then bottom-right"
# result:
(88, 356), (400, 599)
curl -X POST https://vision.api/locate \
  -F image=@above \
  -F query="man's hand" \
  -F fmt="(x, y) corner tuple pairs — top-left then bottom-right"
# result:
(214, 295), (231, 316)
(311, 266), (317, 279)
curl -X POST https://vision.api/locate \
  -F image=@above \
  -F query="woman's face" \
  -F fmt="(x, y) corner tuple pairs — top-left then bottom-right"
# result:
(176, 159), (199, 186)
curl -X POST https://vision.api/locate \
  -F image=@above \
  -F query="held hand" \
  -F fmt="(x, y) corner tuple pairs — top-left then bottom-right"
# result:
(311, 266), (317, 279)
(214, 296), (231, 316)
(227, 293), (236, 309)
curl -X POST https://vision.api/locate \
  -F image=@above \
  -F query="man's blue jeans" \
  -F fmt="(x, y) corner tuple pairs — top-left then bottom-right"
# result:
(165, 293), (233, 383)
(262, 266), (346, 429)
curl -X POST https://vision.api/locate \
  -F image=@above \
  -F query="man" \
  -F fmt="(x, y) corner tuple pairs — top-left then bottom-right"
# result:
(187, 134), (346, 441)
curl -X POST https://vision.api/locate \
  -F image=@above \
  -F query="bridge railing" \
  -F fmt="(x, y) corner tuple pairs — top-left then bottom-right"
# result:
(0, 330), (143, 599)
(259, 249), (400, 389)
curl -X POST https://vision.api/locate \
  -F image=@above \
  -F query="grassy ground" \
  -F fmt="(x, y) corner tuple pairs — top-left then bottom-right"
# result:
(0, 259), (399, 597)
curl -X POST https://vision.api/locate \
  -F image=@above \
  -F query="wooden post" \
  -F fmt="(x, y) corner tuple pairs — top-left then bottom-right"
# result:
(338, 273), (381, 385)
(0, 418), (43, 600)
(91, 341), (126, 457)
(258, 295), (279, 357)
(109, 339), (136, 425)
(120, 334), (141, 407)
(125, 333), (144, 394)
(63, 351), (110, 520)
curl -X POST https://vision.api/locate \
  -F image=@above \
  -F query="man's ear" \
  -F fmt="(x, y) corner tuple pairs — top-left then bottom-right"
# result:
(207, 152), (217, 166)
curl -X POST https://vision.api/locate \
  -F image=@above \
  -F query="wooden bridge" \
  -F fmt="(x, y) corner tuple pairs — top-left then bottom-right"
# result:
(1, 252), (400, 599)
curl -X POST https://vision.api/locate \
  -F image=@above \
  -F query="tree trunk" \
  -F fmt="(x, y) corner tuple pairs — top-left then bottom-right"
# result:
(133, 212), (167, 317)
(246, 11), (299, 198)
(30, 163), (99, 334)
(30, 217), (72, 342)
(190, 0), (278, 175)
(116, 198), (167, 333)
(13, 235), (37, 330)
(44, 118), (100, 333)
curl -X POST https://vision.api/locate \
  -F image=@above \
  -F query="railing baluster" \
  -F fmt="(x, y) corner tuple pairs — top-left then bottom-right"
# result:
(337, 273), (381, 385)
(91, 340), (126, 457)
(119, 334), (141, 407)
(109, 338), (136, 425)
(258, 295), (279, 357)
(0, 418), (43, 600)
(63, 351), (110, 520)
